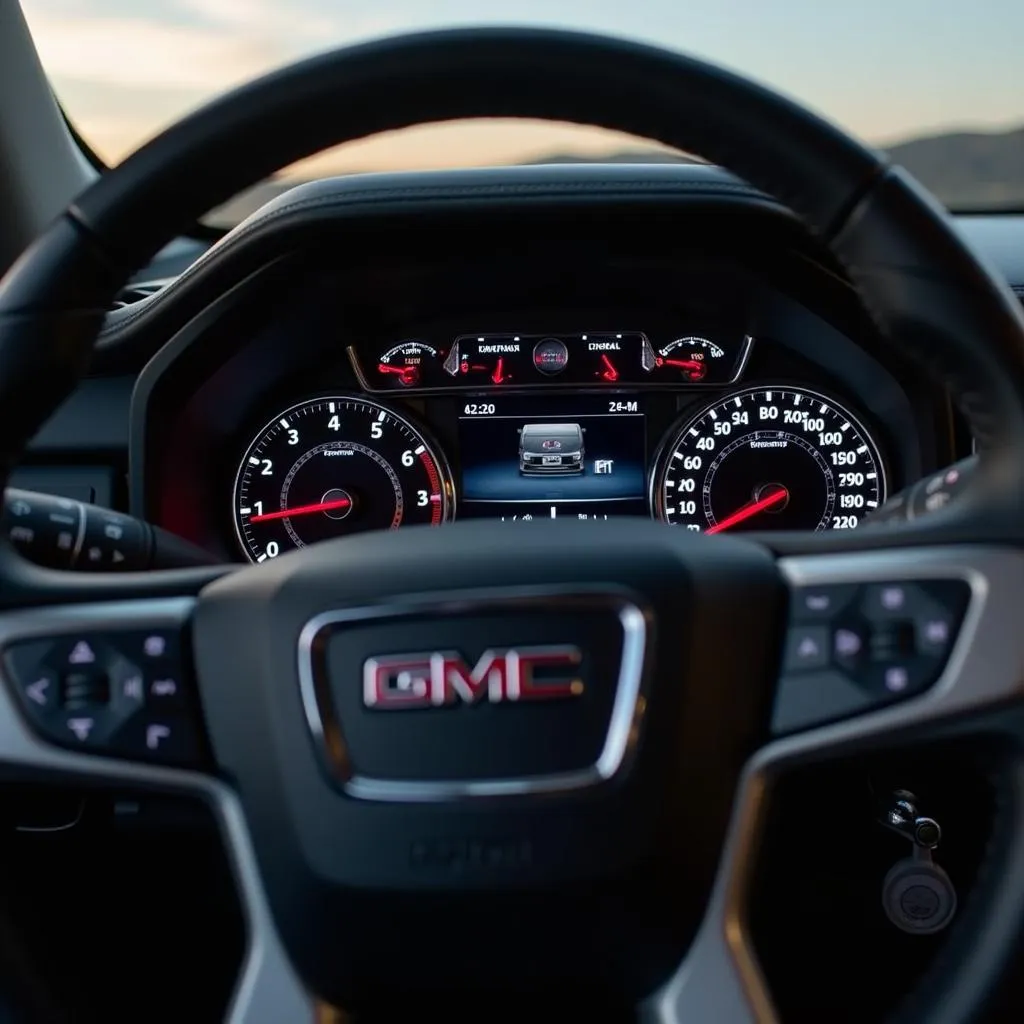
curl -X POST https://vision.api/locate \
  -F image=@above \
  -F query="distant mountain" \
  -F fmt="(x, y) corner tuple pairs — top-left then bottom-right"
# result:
(527, 129), (1024, 209)
(204, 124), (1024, 227)
(886, 127), (1024, 208)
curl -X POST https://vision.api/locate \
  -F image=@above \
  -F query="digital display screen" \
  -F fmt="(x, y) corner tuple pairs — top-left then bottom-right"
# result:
(457, 397), (648, 520)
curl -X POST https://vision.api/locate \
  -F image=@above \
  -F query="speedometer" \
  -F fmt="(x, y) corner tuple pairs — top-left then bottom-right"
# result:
(652, 386), (886, 533)
(233, 396), (453, 562)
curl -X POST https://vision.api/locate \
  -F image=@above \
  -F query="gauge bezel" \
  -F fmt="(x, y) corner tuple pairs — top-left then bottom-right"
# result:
(230, 393), (455, 562)
(648, 383), (889, 530)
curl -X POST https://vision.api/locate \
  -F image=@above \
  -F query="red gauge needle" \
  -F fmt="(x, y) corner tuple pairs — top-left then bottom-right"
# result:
(250, 497), (351, 523)
(492, 357), (508, 384)
(377, 363), (418, 385)
(599, 354), (620, 382)
(657, 357), (707, 379)
(706, 486), (788, 534)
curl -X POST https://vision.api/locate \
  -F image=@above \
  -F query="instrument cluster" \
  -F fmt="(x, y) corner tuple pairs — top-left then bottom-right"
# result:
(229, 328), (890, 564)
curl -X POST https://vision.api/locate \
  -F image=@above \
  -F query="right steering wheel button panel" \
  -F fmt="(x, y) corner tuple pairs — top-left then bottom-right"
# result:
(772, 579), (971, 733)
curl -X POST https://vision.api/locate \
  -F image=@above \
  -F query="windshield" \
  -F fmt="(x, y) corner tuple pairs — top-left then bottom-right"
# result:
(20, 1), (1024, 224)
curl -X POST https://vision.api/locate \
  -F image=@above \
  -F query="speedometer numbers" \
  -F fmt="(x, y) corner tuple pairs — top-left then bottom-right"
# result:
(653, 387), (886, 533)
(233, 397), (453, 563)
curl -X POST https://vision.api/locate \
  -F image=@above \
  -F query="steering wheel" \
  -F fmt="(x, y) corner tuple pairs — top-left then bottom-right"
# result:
(2, 27), (1024, 1022)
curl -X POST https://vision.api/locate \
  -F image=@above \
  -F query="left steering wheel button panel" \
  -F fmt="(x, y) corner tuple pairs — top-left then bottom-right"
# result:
(2, 628), (205, 767)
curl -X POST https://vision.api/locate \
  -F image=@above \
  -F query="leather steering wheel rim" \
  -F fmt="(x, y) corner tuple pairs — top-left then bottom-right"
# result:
(1, 26), (1024, 1022)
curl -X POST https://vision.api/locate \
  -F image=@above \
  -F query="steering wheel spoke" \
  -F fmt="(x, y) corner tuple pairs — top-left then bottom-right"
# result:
(0, 589), (314, 1022)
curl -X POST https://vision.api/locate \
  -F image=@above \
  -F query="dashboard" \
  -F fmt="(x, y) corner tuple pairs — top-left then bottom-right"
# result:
(126, 166), (956, 565)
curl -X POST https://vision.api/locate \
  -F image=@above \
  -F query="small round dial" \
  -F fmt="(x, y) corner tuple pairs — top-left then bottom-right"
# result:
(655, 336), (724, 381)
(233, 396), (453, 562)
(652, 386), (887, 533)
(376, 339), (438, 387)
(532, 337), (569, 375)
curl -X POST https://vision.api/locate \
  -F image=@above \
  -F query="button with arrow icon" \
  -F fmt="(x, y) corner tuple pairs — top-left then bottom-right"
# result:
(65, 716), (96, 743)
(783, 625), (830, 672)
(24, 671), (57, 710)
(4, 640), (62, 713)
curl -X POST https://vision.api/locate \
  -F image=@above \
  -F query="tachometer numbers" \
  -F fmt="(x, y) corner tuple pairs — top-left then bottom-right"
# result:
(233, 396), (453, 562)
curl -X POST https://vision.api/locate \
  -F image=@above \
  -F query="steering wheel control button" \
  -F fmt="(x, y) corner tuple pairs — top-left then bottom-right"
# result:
(791, 584), (858, 621)
(108, 713), (200, 765)
(860, 659), (933, 698)
(23, 669), (59, 710)
(61, 670), (110, 709)
(832, 625), (867, 672)
(147, 674), (185, 706)
(869, 621), (917, 660)
(4, 640), (60, 709)
(1, 624), (205, 767)
(783, 626), (830, 671)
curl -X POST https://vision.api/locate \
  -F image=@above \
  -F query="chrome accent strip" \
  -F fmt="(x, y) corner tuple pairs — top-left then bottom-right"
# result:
(0, 599), (310, 1024)
(647, 546), (1024, 1023)
(297, 589), (649, 802)
(730, 333), (756, 383)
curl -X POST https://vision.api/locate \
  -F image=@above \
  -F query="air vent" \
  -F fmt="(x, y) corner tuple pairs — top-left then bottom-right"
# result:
(109, 277), (175, 311)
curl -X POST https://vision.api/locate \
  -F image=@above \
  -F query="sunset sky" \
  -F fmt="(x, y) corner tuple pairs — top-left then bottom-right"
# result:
(19, 0), (1024, 178)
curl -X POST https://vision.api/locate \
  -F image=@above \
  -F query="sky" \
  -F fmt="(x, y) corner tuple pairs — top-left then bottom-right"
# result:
(19, 0), (1024, 177)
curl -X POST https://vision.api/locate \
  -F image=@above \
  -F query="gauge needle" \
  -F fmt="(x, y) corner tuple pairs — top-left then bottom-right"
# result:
(491, 357), (508, 384)
(250, 497), (351, 523)
(657, 357), (707, 379)
(706, 486), (788, 534)
(377, 363), (419, 385)
(657, 358), (702, 370)
(599, 354), (619, 381)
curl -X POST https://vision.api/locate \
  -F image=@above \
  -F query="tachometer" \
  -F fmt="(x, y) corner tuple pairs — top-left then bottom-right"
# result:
(233, 396), (453, 562)
(652, 386), (886, 533)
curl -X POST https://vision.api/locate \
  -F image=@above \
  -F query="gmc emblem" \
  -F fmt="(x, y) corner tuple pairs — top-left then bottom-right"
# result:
(363, 646), (583, 709)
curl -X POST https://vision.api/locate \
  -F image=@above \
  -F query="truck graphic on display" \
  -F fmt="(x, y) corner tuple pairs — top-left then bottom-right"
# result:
(518, 423), (585, 475)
